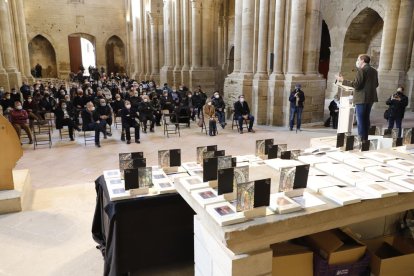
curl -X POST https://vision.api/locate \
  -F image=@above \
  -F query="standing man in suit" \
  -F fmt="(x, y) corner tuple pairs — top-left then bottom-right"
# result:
(234, 95), (255, 134)
(337, 54), (378, 141)
(289, 84), (305, 132)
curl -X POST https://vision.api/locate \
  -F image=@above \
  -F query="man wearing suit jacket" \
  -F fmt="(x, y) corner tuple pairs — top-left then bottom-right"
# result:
(337, 54), (378, 141)
(234, 95), (255, 134)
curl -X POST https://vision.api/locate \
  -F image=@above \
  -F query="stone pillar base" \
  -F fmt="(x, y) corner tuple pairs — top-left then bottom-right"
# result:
(252, 74), (269, 125)
(190, 68), (217, 96)
(150, 73), (160, 85)
(377, 70), (407, 109)
(267, 73), (286, 126)
(406, 70), (414, 110)
(173, 67), (183, 89)
(0, 72), (10, 91)
(181, 67), (190, 88)
(160, 66), (174, 87)
(223, 73), (254, 113)
(6, 70), (22, 90)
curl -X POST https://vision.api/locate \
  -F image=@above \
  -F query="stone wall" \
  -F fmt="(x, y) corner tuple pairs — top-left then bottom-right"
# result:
(24, 0), (127, 78)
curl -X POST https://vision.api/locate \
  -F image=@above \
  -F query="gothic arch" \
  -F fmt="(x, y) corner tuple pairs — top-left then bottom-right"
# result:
(344, 3), (385, 30)
(28, 35), (58, 78)
(105, 35), (126, 74)
(227, 45), (234, 75)
(341, 8), (383, 80)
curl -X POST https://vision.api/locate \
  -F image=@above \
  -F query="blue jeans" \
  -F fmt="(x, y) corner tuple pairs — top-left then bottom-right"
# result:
(237, 115), (254, 131)
(215, 110), (225, 126)
(388, 117), (402, 137)
(355, 103), (373, 141)
(289, 107), (303, 130)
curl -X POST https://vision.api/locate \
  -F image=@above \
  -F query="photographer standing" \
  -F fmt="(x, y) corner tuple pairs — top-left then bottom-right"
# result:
(386, 86), (408, 137)
(289, 84), (305, 131)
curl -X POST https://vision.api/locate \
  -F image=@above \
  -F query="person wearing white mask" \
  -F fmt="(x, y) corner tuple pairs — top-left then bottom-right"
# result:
(96, 98), (113, 137)
(336, 54), (378, 141)
(386, 86), (408, 137)
(81, 101), (107, 147)
(328, 94), (340, 129)
(234, 95), (255, 134)
(138, 95), (155, 133)
(121, 100), (140, 144)
(212, 91), (226, 129)
(54, 101), (79, 141)
(203, 98), (217, 136)
(9, 101), (33, 144)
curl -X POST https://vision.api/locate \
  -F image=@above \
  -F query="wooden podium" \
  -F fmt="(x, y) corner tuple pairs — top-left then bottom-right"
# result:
(0, 115), (23, 190)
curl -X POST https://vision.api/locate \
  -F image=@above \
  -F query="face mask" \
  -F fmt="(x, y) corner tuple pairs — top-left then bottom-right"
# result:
(134, 93), (139, 97)
(89, 107), (95, 111)
(207, 102), (212, 106)
(16, 106), (22, 110)
(214, 95), (219, 99)
(100, 102), (106, 106)
(240, 98), (245, 103)
(355, 59), (361, 68)
(28, 99), (32, 103)
(125, 104), (131, 109)
(188, 95), (192, 98)
(12, 91), (17, 94)
(6, 96), (10, 99)
(62, 104), (67, 109)
(116, 98), (120, 101)
(144, 99), (148, 102)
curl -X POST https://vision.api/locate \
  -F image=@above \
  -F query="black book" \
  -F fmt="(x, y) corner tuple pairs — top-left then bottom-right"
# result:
(119, 152), (144, 161)
(231, 157), (237, 167)
(215, 150), (225, 157)
(268, 145), (278, 159)
(124, 168), (139, 190)
(264, 139), (274, 154)
(253, 178), (271, 208)
(368, 126), (377, 136)
(196, 145), (218, 164)
(203, 157), (218, 182)
(293, 164), (310, 189)
(395, 137), (403, 147)
(336, 133), (345, 148)
(361, 140), (370, 151)
(345, 135), (354, 151)
(119, 158), (147, 170)
(217, 168), (234, 195)
(170, 149), (181, 167)
(280, 151), (291, 160)
(207, 145), (218, 151)
(383, 128), (392, 138)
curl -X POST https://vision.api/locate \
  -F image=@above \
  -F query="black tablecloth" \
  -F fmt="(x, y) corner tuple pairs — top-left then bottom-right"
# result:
(92, 175), (195, 276)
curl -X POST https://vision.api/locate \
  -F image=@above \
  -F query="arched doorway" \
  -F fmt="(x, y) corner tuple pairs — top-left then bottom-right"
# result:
(68, 33), (96, 76)
(341, 8), (383, 80)
(227, 46), (234, 75)
(319, 20), (331, 80)
(105, 36), (125, 75)
(28, 35), (57, 78)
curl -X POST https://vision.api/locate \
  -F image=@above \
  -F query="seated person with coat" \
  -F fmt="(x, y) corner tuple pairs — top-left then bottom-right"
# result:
(9, 101), (33, 144)
(81, 102), (110, 147)
(138, 95), (156, 133)
(54, 101), (80, 141)
(203, 98), (217, 136)
(234, 95), (255, 134)
(121, 100), (140, 144)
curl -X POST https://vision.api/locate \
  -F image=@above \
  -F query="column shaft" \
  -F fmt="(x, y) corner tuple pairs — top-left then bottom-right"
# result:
(287, 0), (307, 74)
(182, 0), (190, 69)
(150, 15), (160, 75)
(240, 0), (255, 74)
(378, 0), (400, 71)
(256, 0), (270, 75)
(391, 0), (414, 71)
(303, 0), (321, 74)
(174, 0), (182, 69)
(233, 0), (243, 73)
(191, 0), (202, 68)
(273, 0), (286, 74)
(164, 0), (174, 67)
(202, 0), (213, 67)
(0, 0), (18, 71)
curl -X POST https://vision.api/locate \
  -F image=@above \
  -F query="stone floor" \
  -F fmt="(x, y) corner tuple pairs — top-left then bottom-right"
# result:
(0, 104), (412, 276)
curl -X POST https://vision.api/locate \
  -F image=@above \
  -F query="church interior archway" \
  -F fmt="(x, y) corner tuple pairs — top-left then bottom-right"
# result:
(28, 35), (57, 78)
(319, 20), (331, 80)
(68, 33), (96, 76)
(105, 35), (126, 75)
(341, 8), (383, 80)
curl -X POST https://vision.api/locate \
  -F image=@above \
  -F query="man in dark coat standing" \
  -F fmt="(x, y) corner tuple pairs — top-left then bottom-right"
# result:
(337, 54), (378, 141)
(386, 86), (408, 137)
(289, 84), (305, 131)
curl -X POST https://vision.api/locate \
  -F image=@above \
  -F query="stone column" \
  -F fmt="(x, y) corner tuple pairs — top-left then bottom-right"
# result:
(240, 0), (255, 75)
(202, 0), (213, 68)
(378, 0), (400, 71)
(286, 0), (307, 74)
(10, 0), (25, 80)
(267, 0), (286, 126)
(391, 0), (414, 72)
(303, 0), (321, 75)
(160, 0), (174, 86)
(253, 0), (270, 124)
(190, 0), (201, 69)
(173, 0), (182, 87)
(149, 13), (160, 83)
(232, 0), (243, 74)
(406, 22), (414, 109)
(0, 0), (21, 88)
(181, 0), (190, 86)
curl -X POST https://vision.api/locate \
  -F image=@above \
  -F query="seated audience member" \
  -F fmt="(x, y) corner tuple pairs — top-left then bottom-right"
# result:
(212, 91), (226, 129)
(96, 98), (113, 129)
(121, 100), (140, 144)
(192, 89), (204, 119)
(234, 95), (255, 134)
(138, 95), (155, 133)
(111, 94), (125, 116)
(160, 90), (174, 112)
(185, 92), (196, 121)
(23, 96), (43, 127)
(129, 89), (141, 109)
(1, 92), (14, 115)
(171, 89), (181, 106)
(39, 92), (56, 113)
(151, 95), (162, 126)
(10, 88), (21, 103)
(20, 82), (31, 100)
(9, 101), (33, 144)
(54, 101), (80, 141)
(81, 102), (109, 147)
(203, 99), (217, 136)
(328, 95), (340, 129)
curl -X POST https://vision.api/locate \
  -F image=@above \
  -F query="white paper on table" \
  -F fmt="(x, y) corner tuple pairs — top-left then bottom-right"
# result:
(342, 187), (379, 200)
(292, 192), (327, 208)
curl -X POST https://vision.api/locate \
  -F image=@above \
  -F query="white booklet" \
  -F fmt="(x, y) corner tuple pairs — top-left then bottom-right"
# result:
(269, 193), (302, 214)
(343, 157), (382, 170)
(386, 159), (414, 173)
(355, 181), (398, 198)
(264, 158), (303, 171)
(363, 152), (397, 163)
(365, 165), (405, 180)
(291, 191), (327, 208)
(152, 170), (175, 194)
(191, 188), (226, 208)
(182, 162), (203, 172)
(307, 175), (348, 192)
(319, 186), (361, 206)
(206, 202), (246, 226)
(179, 175), (209, 191)
(103, 169), (121, 180)
(389, 175), (414, 191)
(298, 155), (336, 166)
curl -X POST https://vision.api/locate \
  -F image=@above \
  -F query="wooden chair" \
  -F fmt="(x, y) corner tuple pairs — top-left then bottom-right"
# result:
(32, 123), (52, 149)
(163, 113), (180, 138)
(231, 111), (250, 132)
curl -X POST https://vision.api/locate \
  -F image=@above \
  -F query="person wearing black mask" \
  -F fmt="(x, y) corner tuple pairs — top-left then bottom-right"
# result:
(289, 84), (305, 132)
(121, 100), (140, 144)
(386, 86), (408, 137)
